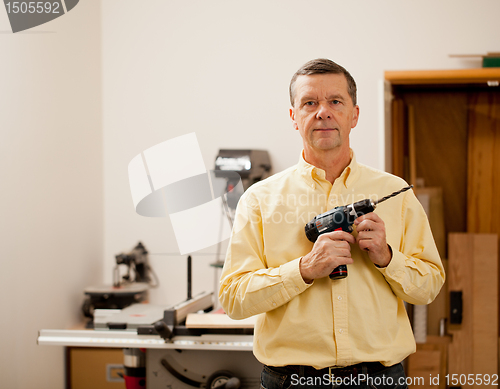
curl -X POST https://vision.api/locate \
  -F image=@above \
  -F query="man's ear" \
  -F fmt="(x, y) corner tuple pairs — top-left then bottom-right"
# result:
(290, 107), (298, 131)
(351, 105), (360, 128)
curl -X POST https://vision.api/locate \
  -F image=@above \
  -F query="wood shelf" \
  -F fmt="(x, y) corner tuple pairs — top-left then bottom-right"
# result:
(385, 68), (500, 85)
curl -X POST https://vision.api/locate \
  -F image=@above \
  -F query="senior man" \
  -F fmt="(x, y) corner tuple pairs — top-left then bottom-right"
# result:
(219, 58), (445, 389)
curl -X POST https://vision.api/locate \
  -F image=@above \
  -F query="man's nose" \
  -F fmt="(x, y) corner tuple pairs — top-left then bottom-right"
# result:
(316, 102), (331, 119)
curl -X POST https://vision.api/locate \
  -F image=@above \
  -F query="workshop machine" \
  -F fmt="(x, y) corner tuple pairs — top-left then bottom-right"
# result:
(81, 242), (158, 323)
(95, 290), (260, 389)
(214, 149), (271, 191)
(40, 253), (261, 388)
(143, 292), (260, 389)
(211, 149), (271, 269)
(39, 290), (261, 389)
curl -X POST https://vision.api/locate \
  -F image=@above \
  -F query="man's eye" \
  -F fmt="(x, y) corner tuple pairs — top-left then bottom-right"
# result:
(332, 100), (340, 105)
(305, 101), (315, 106)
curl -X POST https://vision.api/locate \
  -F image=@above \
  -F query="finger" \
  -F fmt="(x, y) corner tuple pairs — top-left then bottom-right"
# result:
(357, 233), (386, 252)
(356, 229), (380, 240)
(333, 240), (352, 253)
(340, 240), (353, 250)
(355, 219), (383, 232)
(359, 241), (371, 252)
(334, 247), (352, 258)
(311, 239), (352, 261)
(354, 212), (382, 225)
(359, 239), (385, 253)
(322, 230), (356, 244)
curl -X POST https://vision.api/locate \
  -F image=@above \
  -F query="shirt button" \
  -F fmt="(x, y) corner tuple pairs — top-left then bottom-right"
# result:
(311, 184), (315, 189)
(272, 302), (277, 307)
(337, 296), (342, 300)
(295, 287), (300, 292)
(338, 329), (344, 334)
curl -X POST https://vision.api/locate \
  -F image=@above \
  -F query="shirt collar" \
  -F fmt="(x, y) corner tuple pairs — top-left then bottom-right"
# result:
(297, 149), (360, 189)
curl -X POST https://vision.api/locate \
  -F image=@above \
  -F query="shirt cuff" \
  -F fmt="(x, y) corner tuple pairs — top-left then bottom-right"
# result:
(375, 248), (406, 283)
(279, 257), (312, 297)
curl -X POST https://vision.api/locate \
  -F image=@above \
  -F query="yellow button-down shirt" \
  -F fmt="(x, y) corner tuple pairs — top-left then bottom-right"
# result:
(219, 151), (445, 369)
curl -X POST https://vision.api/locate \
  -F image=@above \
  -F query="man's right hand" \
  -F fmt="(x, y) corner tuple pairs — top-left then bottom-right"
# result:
(299, 230), (355, 283)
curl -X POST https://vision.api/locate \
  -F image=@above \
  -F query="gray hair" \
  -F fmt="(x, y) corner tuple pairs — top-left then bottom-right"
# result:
(289, 58), (357, 106)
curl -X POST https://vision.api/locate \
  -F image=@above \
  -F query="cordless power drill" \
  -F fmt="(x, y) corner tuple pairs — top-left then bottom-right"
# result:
(304, 185), (413, 280)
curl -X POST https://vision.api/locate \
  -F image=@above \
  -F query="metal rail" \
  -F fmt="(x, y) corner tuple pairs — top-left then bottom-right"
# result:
(37, 329), (253, 351)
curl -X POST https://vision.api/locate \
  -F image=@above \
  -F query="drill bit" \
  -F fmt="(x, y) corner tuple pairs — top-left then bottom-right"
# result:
(374, 185), (413, 206)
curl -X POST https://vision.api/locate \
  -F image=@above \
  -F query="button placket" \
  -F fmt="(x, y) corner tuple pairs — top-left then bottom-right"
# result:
(331, 280), (350, 366)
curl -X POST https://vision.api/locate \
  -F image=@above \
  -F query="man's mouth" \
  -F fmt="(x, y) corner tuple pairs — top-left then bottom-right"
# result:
(314, 128), (337, 132)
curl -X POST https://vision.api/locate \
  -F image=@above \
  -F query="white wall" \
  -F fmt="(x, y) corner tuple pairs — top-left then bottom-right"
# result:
(0, 2), (102, 388)
(102, 0), (500, 306)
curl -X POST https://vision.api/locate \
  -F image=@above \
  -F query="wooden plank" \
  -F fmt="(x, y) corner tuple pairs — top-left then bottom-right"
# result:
(391, 98), (406, 178)
(467, 91), (500, 335)
(408, 105), (417, 187)
(448, 233), (474, 383)
(385, 68), (500, 85)
(407, 337), (450, 389)
(383, 80), (394, 173)
(402, 91), (468, 237)
(185, 313), (255, 329)
(448, 233), (498, 388)
(472, 234), (498, 376)
(69, 347), (125, 389)
(415, 188), (446, 260)
(467, 91), (500, 234)
(415, 188), (447, 337)
(407, 349), (441, 389)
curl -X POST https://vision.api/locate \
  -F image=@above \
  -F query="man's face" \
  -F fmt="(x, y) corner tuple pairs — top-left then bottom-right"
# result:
(290, 73), (359, 156)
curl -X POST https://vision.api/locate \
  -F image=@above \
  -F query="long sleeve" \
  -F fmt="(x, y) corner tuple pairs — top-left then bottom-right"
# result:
(377, 190), (445, 305)
(219, 193), (311, 320)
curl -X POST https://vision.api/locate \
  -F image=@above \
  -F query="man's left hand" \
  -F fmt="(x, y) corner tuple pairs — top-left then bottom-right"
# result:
(354, 213), (392, 267)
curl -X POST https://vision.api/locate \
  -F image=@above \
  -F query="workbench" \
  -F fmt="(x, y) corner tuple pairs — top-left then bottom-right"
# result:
(38, 294), (262, 389)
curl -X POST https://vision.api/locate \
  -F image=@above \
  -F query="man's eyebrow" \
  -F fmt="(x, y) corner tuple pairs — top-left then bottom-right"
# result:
(327, 94), (346, 101)
(298, 94), (346, 105)
(298, 95), (316, 103)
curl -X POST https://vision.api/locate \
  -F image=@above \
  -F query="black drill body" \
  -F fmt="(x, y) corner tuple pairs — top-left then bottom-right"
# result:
(305, 199), (376, 279)
(304, 186), (412, 280)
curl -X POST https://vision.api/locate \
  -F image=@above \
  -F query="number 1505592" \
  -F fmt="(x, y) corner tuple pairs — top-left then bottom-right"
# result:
(446, 374), (498, 386)
(5, 2), (61, 14)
